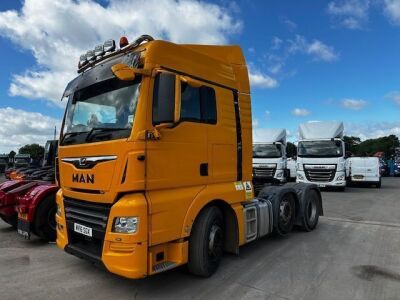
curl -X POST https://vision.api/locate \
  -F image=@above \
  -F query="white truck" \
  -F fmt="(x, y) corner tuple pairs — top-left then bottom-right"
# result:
(296, 121), (346, 190)
(253, 129), (288, 187)
(287, 158), (297, 182)
(346, 157), (381, 188)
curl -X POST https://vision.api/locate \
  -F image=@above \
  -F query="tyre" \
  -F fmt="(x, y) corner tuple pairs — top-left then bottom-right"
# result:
(300, 189), (320, 231)
(33, 195), (57, 241)
(376, 179), (381, 189)
(275, 193), (296, 236)
(188, 206), (224, 277)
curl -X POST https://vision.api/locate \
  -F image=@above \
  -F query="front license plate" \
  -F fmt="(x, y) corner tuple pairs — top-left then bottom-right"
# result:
(319, 184), (326, 188)
(74, 223), (92, 237)
(354, 175), (364, 180)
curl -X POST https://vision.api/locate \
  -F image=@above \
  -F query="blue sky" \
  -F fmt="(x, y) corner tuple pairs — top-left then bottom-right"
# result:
(0, 0), (399, 152)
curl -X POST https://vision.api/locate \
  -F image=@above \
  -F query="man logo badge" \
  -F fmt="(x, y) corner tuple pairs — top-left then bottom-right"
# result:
(72, 173), (95, 184)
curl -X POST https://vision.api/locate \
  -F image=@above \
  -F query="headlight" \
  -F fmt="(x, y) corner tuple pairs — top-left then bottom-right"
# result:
(113, 217), (139, 234)
(276, 171), (283, 178)
(297, 174), (304, 180)
(56, 204), (62, 216)
(337, 175), (345, 181)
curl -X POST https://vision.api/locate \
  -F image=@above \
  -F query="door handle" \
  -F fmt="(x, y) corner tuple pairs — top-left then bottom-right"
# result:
(200, 163), (208, 176)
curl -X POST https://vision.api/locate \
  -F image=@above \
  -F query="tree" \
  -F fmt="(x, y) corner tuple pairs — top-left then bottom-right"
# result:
(287, 142), (297, 158)
(19, 144), (45, 161)
(343, 136), (361, 155)
(8, 150), (16, 159)
(349, 135), (399, 158)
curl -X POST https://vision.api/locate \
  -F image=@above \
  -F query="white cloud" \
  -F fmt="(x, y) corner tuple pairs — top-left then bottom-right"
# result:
(0, 107), (60, 153)
(0, 0), (242, 106)
(327, 0), (370, 29)
(346, 121), (400, 140)
(386, 91), (400, 105)
(271, 37), (283, 50)
(291, 108), (311, 117)
(249, 70), (278, 89)
(383, 0), (400, 24)
(288, 35), (339, 62)
(341, 98), (368, 110)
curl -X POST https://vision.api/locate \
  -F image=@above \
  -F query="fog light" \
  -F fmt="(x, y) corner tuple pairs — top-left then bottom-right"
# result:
(113, 217), (138, 234)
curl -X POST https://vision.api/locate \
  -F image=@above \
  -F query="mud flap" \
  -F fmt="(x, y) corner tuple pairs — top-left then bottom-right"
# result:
(17, 219), (31, 240)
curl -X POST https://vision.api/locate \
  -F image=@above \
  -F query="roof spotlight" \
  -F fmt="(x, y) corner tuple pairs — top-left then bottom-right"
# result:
(86, 50), (95, 62)
(78, 54), (88, 68)
(104, 39), (116, 53)
(94, 44), (105, 58)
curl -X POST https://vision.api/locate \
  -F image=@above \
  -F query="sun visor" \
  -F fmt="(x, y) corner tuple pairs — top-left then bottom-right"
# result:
(61, 56), (123, 99)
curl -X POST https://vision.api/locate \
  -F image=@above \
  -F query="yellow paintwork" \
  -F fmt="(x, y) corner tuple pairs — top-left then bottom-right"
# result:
(56, 39), (253, 278)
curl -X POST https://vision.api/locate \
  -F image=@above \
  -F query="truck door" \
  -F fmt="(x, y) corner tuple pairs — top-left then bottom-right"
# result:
(145, 72), (209, 244)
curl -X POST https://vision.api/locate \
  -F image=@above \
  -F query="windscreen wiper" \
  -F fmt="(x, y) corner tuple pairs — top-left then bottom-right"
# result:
(85, 127), (129, 142)
(61, 131), (87, 144)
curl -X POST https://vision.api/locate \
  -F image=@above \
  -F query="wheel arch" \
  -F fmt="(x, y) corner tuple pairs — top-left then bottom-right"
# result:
(183, 198), (240, 255)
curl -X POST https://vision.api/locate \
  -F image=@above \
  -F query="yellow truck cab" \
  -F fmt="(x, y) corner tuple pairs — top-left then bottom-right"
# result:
(56, 35), (323, 278)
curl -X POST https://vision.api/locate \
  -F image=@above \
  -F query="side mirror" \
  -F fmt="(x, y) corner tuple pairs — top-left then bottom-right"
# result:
(111, 63), (151, 81)
(153, 72), (180, 125)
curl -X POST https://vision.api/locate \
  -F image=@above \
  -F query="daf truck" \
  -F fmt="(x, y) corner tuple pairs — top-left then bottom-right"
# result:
(55, 35), (323, 279)
(296, 121), (346, 190)
(253, 129), (288, 188)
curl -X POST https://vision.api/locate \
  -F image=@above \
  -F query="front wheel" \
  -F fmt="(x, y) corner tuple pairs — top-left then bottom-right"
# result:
(188, 206), (224, 277)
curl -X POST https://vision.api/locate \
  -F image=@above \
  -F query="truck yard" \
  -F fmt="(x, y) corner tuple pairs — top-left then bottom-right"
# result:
(1, 175), (399, 300)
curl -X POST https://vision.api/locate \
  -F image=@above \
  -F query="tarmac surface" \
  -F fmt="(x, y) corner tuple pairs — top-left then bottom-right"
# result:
(0, 175), (399, 300)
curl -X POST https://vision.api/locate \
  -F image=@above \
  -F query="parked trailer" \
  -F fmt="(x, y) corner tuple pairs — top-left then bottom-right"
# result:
(0, 154), (8, 173)
(55, 35), (323, 279)
(296, 121), (346, 191)
(0, 140), (59, 241)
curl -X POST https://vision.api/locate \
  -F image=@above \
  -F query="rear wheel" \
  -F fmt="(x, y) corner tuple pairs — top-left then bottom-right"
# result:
(188, 206), (224, 277)
(34, 195), (57, 242)
(276, 193), (295, 236)
(301, 190), (320, 231)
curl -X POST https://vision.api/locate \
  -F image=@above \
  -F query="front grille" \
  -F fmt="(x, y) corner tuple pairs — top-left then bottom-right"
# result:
(304, 168), (336, 182)
(253, 167), (276, 178)
(64, 198), (112, 258)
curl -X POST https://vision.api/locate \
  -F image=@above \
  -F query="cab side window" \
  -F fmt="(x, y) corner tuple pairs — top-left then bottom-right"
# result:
(180, 82), (217, 124)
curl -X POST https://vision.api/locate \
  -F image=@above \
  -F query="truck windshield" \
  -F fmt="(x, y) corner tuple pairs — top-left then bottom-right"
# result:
(61, 77), (141, 145)
(298, 140), (343, 158)
(253, 144), (282, 158)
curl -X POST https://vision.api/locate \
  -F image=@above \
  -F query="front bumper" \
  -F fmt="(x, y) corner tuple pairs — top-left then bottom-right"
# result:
(56, 190), (149, 279)
(296, 170), (346, 187)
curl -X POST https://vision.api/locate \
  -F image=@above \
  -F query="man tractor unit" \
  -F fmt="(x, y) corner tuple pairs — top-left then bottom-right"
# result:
(252, 129), (288, 191)
(55, 35), (323, 279)
(0, 140), (58, 241)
